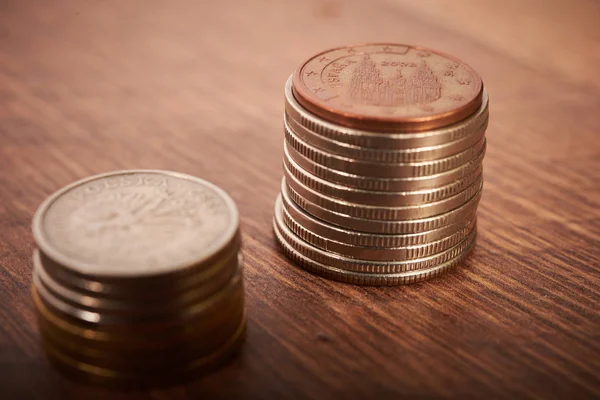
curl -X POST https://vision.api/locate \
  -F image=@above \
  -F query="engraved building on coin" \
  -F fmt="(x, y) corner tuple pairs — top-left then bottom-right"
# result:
(273, 43), (488, 285)
(31, 170), (246, 387)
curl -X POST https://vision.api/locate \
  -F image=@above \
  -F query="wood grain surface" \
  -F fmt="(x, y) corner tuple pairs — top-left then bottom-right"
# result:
(1, 0), (599, 399)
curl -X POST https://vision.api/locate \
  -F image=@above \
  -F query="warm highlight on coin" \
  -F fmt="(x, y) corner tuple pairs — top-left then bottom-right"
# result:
(274, 43), (488, 285)
(292, 43), (483, 132)
(31, 170), (246, 387)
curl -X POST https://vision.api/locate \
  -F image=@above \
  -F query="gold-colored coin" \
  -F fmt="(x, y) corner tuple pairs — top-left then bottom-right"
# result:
(32, 283), (245, 349)
(40, 314), (246, 388)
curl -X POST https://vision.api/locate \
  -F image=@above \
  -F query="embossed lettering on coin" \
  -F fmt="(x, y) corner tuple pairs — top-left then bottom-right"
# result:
(33, 171), (239, 277)
(293, 43), (483, 131)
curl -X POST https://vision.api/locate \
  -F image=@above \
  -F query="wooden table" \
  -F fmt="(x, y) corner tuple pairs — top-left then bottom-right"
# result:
(1, 1), (599, 398)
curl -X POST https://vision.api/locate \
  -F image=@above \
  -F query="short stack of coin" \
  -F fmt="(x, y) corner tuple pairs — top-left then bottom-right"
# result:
(273, 43), (488, 285)
(31, 170), (246, 387)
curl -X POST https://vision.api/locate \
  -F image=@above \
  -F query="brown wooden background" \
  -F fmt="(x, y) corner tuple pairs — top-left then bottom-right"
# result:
(1, 0), (599, 399)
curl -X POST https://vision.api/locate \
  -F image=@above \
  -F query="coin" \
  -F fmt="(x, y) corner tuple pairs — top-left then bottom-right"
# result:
(280, 188), (475, 248)
(283, 180), (482, 234)
(32, 284), (245, 349)
(40, 315), (246, 387)
(278, 195), (475, 261)
(33, 249), (239, 314)
(284, 144), (483, 205)
(34, 267), (244, 327)
(292, 44), (483, 132)
(285, 123), (486, 178)
(284, 167), (483, 220)
(32, 170), (240, 280)
(38, 231), (242, 298)
(273, 214), (476, 285)
(274, 198), (476, 273)
(285, 77), (490, 149)
(284, 112), (487, 163)
(39, 306), (245, 370)
(285, 139), (486, 192)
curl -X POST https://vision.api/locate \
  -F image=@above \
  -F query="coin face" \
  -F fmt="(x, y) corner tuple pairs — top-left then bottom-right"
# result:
(292, 43), (483, 131)
(33, 171), (239, 278)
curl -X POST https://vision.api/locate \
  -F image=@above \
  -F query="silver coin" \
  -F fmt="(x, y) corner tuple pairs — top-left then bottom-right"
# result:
(285, 140), (486, 192)
(273, 209), (476, 285)
(284, 143), (483, 206)
(285, 123), (486, 178)
(283, 179), (482, 234)
(32, 170), (240, 279)
(280, 188), (476, 248)
(278, 195), (475, 261)
(284, 168), (483, 220)
(284, 112), (488, 163)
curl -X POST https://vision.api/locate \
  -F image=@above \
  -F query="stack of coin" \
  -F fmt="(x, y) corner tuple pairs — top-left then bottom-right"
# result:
(273, 43), (488, 285)
(31, 170), (246, 387)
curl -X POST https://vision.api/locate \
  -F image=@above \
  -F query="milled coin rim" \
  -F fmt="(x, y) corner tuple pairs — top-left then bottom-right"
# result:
(283, 179), (482, 234)
(280, 188), (476, 247)
(283, 143), (484, 206)
(285, 139), (487, 192)
(284, 166), (484, 221)
(274, 197), (476, 273)
(284, 122), (487, 178)
(32, 170), (240, 278)
(273, 213), (476, 285)
(284, 112), (488, 163)
(278, 195), (476, 261)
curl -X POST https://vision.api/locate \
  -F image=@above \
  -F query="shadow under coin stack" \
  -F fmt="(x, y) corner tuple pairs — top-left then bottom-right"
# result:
(273, 43), (488, 285)
(31, 170), (246, 387)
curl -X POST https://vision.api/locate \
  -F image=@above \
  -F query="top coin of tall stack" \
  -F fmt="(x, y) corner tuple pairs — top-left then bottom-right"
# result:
(273, 43), (488, 285)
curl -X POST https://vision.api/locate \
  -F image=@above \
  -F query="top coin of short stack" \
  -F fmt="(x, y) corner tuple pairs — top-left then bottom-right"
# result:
(273, 43), (488, 285)
(30, 170), (246, 387)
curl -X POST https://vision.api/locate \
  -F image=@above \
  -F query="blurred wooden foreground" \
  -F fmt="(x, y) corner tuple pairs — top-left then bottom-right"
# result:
(0, 0), (599, 399)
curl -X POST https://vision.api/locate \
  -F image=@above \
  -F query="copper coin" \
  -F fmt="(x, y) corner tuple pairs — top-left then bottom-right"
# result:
(292, 44), (483, 132)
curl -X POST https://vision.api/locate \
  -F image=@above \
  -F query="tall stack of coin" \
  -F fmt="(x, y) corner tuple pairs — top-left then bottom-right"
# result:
(31, 170), (246, 387)
(273, 44), (488, 285)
